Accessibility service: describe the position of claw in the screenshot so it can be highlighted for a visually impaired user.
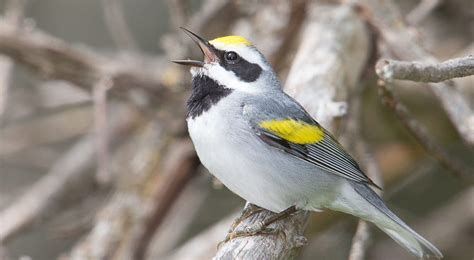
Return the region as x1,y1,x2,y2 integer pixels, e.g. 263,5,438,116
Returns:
220,205,298,246
229,204,264,232
221,220,279,245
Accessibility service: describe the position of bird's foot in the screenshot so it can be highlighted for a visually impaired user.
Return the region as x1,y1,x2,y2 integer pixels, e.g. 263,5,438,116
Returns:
228,204,264,232
219,206,298,248
223,220,278,243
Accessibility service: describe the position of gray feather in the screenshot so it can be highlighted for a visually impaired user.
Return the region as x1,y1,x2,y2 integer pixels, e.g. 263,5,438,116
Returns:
351,182,443,258
242,92,377,186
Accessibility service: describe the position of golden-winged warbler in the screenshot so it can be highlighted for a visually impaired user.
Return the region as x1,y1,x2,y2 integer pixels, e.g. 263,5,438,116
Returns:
173,28,442,259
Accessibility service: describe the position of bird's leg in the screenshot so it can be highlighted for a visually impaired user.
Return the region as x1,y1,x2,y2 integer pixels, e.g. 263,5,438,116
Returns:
259,206,298,228
224,206,298,242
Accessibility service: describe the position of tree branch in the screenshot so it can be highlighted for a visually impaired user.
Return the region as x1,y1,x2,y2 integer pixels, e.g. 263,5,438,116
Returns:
101,0,138,51
133,140,199,260
0,22,176,105
93,76,114,184
406,0,442,25
0,103,93,157
376,56,474,83
377,81,473,182
0,0,27,124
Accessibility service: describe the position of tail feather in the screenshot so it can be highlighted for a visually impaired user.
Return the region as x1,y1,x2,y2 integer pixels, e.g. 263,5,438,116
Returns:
350,182,443,259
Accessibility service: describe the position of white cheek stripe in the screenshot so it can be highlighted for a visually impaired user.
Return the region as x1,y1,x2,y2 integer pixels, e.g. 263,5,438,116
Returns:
204,64,264,94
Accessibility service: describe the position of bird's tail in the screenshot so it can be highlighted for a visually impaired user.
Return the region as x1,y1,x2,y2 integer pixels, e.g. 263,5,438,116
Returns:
331,182,443,259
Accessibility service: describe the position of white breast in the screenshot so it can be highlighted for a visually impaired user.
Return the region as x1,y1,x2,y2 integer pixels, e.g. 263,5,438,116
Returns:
187,97,342,212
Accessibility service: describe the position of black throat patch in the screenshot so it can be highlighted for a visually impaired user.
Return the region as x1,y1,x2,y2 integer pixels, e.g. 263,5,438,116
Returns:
187,75,233,119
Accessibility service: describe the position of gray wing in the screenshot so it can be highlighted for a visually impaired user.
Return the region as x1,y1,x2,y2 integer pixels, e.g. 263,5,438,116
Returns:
242,93,379,188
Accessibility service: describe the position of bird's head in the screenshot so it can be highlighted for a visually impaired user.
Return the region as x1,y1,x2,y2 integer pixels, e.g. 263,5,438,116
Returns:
173,28,280,93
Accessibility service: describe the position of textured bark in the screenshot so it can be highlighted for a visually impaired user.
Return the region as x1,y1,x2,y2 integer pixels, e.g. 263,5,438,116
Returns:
376,56,474,83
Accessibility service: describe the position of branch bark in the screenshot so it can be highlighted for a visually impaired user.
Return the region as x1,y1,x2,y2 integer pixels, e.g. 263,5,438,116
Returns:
214,5,370,259
376,56,474,83
0,0,27,124
93,76,113,185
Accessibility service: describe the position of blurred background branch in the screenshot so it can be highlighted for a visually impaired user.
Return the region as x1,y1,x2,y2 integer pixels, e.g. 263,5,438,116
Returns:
101,0,138,51
0,0,26,125
376,56,474,83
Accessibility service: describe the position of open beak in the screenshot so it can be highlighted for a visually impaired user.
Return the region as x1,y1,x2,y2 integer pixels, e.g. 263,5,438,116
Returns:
172,27,218,67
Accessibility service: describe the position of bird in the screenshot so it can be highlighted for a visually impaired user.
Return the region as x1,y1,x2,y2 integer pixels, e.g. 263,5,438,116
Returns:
173,27,443,259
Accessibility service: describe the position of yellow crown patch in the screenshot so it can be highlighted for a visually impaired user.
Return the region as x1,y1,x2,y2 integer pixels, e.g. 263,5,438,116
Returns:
210,36,252,46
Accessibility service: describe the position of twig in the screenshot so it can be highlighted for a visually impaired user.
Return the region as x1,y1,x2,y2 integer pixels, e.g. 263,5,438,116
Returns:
215,4,371,259
133,140,199,260
348,147,383,260
67,122,164,260
356,0,474,145
376,56,474,83
0,0,27,124
93,76,113,185
186,0,236,34
0,106,138,243
146,173,211,258
406,0,442,25
360,0,474,181
377,81,473,182
0,22,176,105
0,136,95,243
349,221,372,260
0,56,13,124
0,103,93,157
101,0,138,51
166,0,189,29
66,124,197,260
269,0,308,73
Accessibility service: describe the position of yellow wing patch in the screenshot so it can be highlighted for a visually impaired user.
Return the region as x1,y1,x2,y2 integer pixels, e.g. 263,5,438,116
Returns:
210,36,252,46
259,119,324,144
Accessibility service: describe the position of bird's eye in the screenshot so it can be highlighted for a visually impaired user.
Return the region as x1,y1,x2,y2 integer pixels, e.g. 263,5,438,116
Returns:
224,51,240,64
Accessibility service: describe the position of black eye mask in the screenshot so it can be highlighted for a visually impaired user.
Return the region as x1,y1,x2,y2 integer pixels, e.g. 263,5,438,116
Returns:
212,47,263,83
